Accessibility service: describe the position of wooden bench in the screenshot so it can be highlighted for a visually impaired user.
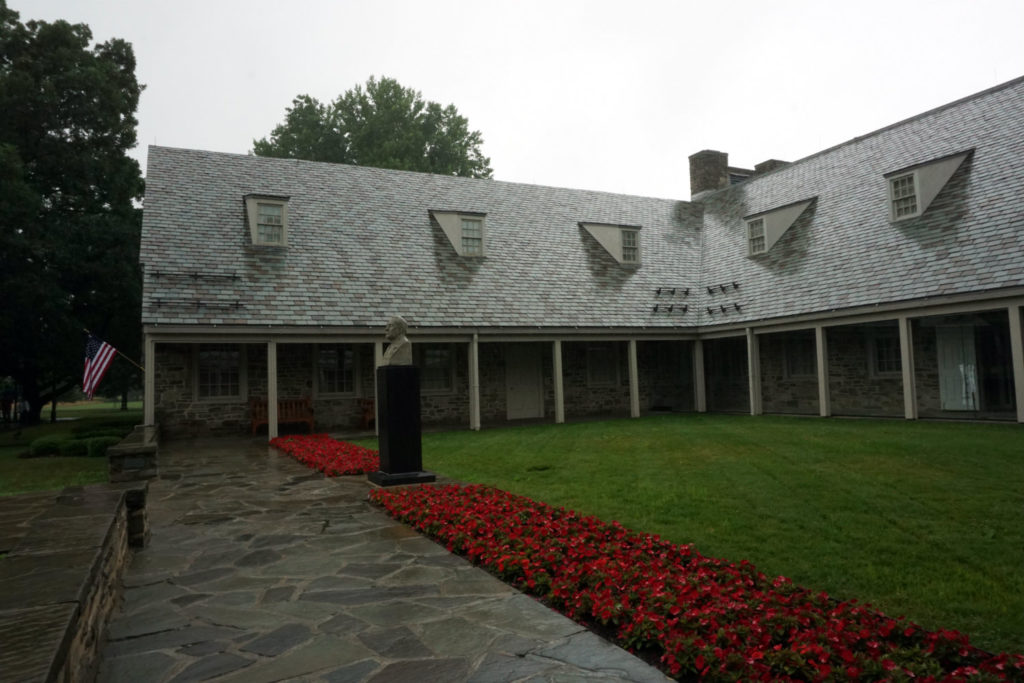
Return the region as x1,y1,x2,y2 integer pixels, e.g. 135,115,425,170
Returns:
250,397,315,435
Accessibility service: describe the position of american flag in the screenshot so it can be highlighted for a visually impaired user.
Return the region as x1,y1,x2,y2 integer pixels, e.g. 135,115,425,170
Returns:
83,335,116,399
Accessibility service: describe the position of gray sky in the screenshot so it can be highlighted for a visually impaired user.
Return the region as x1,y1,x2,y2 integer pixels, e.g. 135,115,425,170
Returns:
14,0,1024,198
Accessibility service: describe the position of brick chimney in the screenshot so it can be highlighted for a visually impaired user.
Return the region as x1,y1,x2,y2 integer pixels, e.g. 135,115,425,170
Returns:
754,159,790,175
688,150,729,198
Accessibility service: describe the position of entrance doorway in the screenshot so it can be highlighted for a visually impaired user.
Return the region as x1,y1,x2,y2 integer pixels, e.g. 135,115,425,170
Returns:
506,344,544,419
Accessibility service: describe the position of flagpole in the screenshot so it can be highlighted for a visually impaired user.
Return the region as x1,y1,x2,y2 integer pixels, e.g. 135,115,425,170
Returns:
83,328,145,372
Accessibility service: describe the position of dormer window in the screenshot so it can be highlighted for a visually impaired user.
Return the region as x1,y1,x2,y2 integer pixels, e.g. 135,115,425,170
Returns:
747,218,766,255
744,199,814,256
461,217,483,255
885,150,971,222
431,211,487,257
622,229,639,263
579,222,642,266
889,173,918,219
245,195,289,246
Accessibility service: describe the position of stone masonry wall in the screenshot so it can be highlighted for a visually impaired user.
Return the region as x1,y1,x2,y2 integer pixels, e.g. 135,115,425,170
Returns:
827,325,904,417
760,332,819,415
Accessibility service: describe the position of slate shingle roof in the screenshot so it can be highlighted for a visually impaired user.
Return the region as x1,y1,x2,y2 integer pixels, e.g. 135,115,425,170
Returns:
141,148,702,329
141,77,1024,331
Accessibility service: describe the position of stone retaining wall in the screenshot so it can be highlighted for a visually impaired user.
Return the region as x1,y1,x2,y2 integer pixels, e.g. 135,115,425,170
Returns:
0,483,147,682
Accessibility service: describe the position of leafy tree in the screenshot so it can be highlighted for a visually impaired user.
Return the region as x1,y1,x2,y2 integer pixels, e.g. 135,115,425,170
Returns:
254,76,493,179
0,1,144,422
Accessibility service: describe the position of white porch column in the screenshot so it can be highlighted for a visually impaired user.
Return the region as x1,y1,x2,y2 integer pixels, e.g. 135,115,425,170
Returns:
143,335,156,425
553,340,565,424
1008,305,1024,423
746,329,763,415
898,316,918,420
816,326,831,417
693,339,707,412
628,339,640,418
469,334,481,431
374,341,384,436
267,341,279,440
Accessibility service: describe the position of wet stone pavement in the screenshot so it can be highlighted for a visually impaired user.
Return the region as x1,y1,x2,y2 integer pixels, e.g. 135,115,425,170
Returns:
98,437,671,682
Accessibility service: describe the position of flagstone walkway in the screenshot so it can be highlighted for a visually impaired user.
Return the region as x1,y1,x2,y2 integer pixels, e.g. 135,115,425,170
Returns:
98,437,671,682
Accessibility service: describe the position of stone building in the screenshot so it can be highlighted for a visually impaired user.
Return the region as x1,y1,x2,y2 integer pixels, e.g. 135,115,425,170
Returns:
140,77,1024,437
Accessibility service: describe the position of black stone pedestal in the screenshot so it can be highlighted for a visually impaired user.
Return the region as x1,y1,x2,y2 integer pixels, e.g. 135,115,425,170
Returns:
368,365,436,487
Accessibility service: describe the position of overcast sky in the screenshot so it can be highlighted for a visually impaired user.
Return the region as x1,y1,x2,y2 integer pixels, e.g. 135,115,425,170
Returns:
14,0,1024,199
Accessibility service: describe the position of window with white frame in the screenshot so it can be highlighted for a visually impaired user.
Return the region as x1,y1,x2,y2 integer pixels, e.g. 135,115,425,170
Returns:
784,336,816,378
885,151,971,222
578,223,642,265
869,332,902,376
461,217,483,256
196,344,243,399
418,344,454,393
586,343,619,387
317,344,357,395
431,211,486,257
889,173,918,220
621,229,639,263
245,195,289,246
748,217,766,255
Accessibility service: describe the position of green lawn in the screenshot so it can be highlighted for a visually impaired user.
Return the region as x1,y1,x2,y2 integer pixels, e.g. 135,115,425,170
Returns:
356,415,1024,654
0,404,142,496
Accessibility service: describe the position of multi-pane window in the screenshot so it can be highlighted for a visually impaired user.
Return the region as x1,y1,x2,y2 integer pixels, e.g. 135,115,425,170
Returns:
197,345,241,399
317,344,356,394
621,230,638,263
256,202,285,244
461,218,483,256
871,333,902,376
784,336,816,378
748,218,766,255
420,345,454,393
890,173,918,219
586,343,618,387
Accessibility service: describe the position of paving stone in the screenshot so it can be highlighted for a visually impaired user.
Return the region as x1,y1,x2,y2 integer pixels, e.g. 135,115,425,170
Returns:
534,631,672,683
122,581,190,613
218,636,375,683
306,575,373,592
366,657,471,683
106,605,190,640
347,599,445,626
467,651,559,683
178,640,229,656
249,533,303,548
168,652,254,682
240,623,313,656
317,612,369,635
235,548,283,567
104,624,244,657
419,616,499,657
377,564,451,587
458,595,583,640
203,590,260,607
97,650,179,683
357,625,433,658
172,566,235,587
261,585,296,603
321,659,381,683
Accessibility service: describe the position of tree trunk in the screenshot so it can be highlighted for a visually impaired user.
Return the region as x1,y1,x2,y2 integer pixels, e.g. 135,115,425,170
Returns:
121,390,128,411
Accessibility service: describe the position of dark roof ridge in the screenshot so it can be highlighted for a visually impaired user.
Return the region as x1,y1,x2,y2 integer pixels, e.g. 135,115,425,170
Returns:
146,145,691,204
695,74,1024,197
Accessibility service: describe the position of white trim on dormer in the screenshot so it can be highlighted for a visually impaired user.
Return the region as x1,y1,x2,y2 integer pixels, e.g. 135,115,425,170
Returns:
430,210,487,257
245,194,290,246
884,150,972,222
579,222,642,266
744,199,814,256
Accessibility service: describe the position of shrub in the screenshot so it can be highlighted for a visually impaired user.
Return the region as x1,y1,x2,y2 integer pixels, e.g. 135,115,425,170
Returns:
30,436,67,457
75,429,132,440
71,419,136,438
58,439,88,458
85,436,122,458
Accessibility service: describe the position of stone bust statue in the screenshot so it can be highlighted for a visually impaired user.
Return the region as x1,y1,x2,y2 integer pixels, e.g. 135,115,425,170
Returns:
382,315,412,366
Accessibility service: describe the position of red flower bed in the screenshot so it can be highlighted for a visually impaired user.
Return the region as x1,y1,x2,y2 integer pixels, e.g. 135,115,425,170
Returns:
369,483,1024,682
270,434,379,475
